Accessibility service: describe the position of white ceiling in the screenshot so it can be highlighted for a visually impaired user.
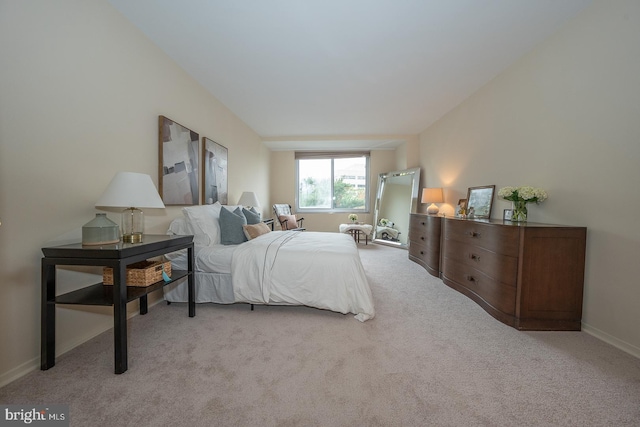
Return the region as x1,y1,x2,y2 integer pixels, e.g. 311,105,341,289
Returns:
107,0,592,150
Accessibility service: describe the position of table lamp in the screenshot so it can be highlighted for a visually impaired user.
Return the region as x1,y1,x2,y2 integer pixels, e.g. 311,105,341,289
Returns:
95,172,165,243
237,191,260,209
421,187,444,215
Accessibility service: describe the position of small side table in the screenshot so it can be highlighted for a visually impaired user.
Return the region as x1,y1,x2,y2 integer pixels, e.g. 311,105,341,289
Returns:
262,218,275,231
41,234,194,374
339,223,373,245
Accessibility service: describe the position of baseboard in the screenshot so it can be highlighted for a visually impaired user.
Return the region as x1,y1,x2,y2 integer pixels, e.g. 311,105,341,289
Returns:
582,322,640,360
0,297,165,388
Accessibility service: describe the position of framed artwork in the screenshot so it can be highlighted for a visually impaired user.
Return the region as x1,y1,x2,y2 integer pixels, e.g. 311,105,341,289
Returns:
202,137,228,205
466,185,495,219
159,116,200,205
503,209,513,221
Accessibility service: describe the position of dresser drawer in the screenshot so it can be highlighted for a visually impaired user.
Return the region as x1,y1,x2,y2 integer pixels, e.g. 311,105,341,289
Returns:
409,233,440,253
410,216,441,241
441,257,516,315
408,241,440,271
444,220,519,256
442,239,517,286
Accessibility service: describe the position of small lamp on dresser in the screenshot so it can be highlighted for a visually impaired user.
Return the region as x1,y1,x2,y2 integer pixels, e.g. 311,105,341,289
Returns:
422,187,444,215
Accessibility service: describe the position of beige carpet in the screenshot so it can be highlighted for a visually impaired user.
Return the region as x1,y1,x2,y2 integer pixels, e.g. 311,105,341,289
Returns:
1,243,639,426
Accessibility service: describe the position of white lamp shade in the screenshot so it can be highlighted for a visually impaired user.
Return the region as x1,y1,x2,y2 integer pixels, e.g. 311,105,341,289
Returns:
237,191,260,207
421,188,444,204
95,172,165,209
421,187,444,215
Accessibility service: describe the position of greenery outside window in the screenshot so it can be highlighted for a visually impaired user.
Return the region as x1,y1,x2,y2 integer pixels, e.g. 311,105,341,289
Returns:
296,151,370,213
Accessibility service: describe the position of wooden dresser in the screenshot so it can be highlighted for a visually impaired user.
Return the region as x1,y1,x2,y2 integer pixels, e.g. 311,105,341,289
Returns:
408,215,587,331
408,214,442,277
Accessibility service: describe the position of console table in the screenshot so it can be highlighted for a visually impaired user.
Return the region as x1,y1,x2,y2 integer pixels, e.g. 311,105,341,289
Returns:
409,214,587,331
41,234,194,374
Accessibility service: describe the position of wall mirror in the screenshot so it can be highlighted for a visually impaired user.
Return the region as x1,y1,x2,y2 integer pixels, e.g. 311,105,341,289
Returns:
372,167,421,248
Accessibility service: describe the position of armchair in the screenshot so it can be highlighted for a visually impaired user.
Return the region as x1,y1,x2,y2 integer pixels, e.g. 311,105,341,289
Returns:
273,204,305,230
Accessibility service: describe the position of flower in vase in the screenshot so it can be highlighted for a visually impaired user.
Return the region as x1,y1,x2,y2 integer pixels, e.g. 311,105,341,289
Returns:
348,214,358,223
498,186,548,203
498,186,547,222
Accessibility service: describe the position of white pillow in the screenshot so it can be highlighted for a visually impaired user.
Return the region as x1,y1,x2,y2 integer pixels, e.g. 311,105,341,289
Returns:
167,217,190,236
165,217,191,261
182,202,223,246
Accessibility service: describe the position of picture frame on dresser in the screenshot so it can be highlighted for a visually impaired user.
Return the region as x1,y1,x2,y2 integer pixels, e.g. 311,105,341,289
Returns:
455,199,467,217
466,185,495,219
503,209,513,221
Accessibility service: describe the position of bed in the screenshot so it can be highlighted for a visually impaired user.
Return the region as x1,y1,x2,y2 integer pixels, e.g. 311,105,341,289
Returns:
163,203,375,322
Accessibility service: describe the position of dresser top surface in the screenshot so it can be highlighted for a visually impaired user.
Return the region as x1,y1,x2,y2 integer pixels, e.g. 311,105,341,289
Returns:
412,213,585,229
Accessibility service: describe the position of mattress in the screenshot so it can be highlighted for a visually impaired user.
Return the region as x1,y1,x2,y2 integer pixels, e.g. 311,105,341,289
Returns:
167,243,237,274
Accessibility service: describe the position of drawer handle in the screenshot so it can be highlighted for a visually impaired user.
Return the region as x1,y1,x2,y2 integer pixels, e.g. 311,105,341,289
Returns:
466,275,478,283
468,231,481,238
420,222,425,226
420,251,424,255
420,236,425,241
469,253,481,262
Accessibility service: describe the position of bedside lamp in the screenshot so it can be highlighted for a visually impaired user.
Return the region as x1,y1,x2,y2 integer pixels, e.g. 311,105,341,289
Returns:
237,191,260,209
422,187,444,215
95,172,165,243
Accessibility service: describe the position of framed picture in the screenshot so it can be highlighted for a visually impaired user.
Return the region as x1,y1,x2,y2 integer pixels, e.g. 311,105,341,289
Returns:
159,116,200,205
455,199,467,217
503,209,513,221
466,185,495,219
202,137,228,205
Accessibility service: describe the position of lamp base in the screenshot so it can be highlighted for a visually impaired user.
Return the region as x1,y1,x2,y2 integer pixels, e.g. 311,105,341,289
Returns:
426,203,440,215
122,233,143,244
121,207,144,243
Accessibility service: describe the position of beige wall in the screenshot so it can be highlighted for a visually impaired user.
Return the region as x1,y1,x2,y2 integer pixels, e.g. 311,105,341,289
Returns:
419,0,640,356
269,150,397,232
394,136,421,171
0,0,269,385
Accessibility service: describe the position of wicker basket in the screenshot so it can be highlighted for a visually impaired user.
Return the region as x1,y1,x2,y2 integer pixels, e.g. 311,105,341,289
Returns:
103,260,171,287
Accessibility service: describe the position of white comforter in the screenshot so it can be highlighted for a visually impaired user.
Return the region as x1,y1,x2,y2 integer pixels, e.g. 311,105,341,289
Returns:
231,231,375,322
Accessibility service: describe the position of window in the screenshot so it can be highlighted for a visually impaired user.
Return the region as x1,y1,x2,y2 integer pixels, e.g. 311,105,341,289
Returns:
296,152,370,212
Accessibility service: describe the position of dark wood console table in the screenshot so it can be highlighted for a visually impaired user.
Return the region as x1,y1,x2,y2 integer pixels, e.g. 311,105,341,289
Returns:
41,234,194,374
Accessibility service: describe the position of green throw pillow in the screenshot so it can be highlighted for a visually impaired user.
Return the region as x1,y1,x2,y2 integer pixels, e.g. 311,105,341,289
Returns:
220,207,248,245
242,207,261,225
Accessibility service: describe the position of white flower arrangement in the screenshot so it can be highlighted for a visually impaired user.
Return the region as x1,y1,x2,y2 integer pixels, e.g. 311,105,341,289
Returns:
348,213,358,222
498,186,548,204
379,218,389,226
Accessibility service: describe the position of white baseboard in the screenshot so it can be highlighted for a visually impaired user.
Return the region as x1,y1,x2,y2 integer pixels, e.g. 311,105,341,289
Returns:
582,322,640,360
0,297,165,388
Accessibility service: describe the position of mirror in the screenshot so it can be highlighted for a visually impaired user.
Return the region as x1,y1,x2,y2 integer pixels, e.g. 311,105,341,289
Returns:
372,167,421,248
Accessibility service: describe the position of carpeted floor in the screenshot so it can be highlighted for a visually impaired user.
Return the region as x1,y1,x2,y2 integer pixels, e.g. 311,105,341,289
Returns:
1,243,639,426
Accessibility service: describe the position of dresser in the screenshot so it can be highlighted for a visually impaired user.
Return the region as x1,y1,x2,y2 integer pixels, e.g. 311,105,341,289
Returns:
409,216,587,331
408,214,442,277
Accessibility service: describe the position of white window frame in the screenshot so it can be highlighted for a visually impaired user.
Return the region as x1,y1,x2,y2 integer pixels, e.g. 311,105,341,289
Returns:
295,152,370,213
